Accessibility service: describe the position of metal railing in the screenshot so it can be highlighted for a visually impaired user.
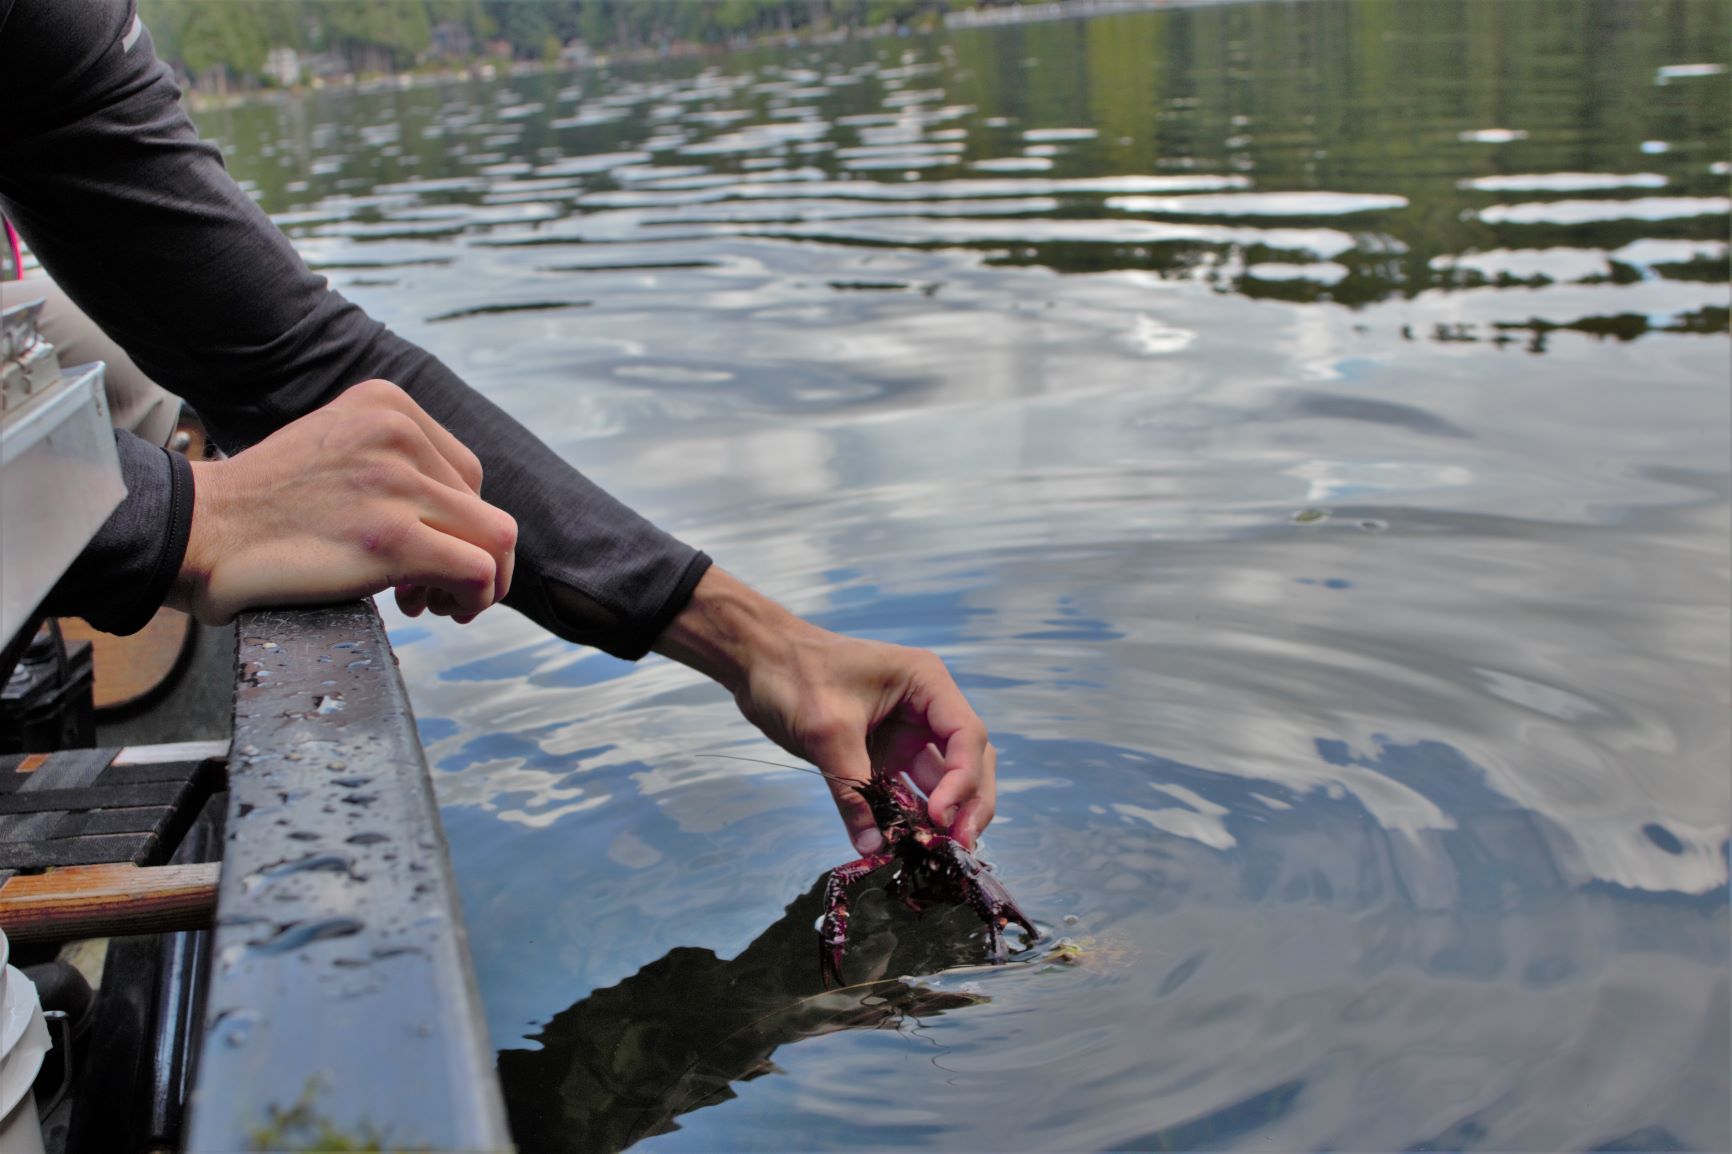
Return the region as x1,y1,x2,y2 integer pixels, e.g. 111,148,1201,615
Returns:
185,601,512,1153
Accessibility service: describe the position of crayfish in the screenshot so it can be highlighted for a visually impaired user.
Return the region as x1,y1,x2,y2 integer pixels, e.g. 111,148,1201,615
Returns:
819,767,1039,987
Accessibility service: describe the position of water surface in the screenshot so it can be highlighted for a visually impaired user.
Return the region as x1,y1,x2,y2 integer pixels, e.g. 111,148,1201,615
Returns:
205,2,1730,1149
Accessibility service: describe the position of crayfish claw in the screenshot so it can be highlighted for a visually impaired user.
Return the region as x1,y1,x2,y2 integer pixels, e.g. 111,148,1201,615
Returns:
818,850,894,988
986,918,1009,965
819,903,849,988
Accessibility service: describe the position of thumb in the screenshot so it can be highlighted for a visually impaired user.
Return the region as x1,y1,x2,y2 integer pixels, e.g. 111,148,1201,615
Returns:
812,729,883,855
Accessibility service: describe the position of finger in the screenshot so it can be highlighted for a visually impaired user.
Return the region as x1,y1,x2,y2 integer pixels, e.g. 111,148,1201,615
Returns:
394,583,429,617
408,479,518,605
348,380,485,493
922,699,990,831
425,588,461,617
907,656,989,754
870,724,939,783
810,726,883,855
422,588,481,625
948,744,997,847
494,528,516,604
386,522,498,616
354,406,476,498
908,741,946,797
333,387,477,502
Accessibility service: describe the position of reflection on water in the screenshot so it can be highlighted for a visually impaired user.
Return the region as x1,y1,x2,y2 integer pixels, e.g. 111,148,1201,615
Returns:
497,876,1002,1153
204,0,1729,1148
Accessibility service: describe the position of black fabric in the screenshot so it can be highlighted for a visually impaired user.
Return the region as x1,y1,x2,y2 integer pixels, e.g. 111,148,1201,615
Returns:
0,0,709,658
41,430,191,636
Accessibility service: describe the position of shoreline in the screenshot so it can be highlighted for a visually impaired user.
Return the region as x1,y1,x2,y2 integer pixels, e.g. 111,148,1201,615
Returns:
182,0,1255,111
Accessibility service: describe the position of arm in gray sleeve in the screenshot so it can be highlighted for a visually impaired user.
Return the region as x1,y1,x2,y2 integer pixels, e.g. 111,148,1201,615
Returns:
41,430,193,636
0,0,708,657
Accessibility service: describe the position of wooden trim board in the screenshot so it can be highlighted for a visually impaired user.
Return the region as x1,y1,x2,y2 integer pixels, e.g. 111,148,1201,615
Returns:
0,861,219,942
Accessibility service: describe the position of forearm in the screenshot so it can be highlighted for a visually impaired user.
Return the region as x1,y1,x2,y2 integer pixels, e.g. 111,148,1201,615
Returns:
653,566,803,692
0,0,707,657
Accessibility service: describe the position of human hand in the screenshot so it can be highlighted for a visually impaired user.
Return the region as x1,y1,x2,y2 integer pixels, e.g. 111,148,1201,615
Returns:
655,567,996,852
171,378,517,625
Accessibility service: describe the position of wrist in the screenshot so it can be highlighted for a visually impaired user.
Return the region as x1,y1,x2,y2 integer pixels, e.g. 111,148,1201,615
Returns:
653,566,799,693
168,458,229,620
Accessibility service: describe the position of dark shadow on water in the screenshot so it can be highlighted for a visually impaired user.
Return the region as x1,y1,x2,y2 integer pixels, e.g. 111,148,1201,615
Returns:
497,877,1000,1154
1585,1125,1692,1153
1282,392,1472,439
1117,1078,1306,1151
539,260,721,272
427,299,592,322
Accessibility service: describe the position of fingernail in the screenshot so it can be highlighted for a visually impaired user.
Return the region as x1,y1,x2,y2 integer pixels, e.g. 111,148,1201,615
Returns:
853,829,884,855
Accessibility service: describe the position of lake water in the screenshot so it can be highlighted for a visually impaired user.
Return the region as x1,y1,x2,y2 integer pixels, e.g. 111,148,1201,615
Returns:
202,1,1730,1149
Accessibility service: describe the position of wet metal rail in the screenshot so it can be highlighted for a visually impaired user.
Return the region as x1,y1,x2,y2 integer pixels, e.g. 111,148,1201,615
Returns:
185,601,510,1152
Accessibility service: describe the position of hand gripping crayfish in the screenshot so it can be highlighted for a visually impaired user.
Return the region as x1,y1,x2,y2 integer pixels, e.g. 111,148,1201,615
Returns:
819,768,1038,987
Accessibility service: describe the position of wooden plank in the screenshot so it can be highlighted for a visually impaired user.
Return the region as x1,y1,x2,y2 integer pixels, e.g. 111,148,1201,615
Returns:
0,782,186,815
95,760,219,787
0,861,218,942
0,833,156,871
42,806,177,840
0,753,212,870
0,750,117,844
111,739,229,767
0,749,116,792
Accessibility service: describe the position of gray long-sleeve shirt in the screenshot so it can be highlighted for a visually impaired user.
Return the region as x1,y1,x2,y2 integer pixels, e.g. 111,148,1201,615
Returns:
0,0,709,656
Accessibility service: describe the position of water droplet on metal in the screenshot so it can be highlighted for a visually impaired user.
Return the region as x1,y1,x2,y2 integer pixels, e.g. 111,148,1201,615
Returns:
245,852,359,893
249,917,366,955
215,1004,263,1053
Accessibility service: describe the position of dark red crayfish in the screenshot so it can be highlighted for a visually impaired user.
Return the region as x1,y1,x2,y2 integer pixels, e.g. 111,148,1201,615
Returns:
820,768,1039,987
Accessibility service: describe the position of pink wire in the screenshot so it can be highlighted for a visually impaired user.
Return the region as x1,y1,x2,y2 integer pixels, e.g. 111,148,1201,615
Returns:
3,218,21,280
